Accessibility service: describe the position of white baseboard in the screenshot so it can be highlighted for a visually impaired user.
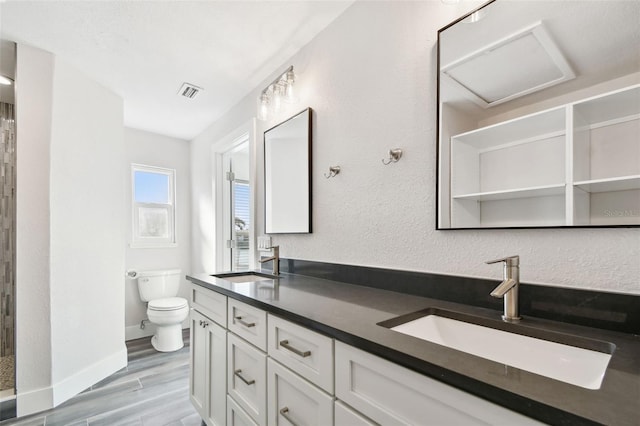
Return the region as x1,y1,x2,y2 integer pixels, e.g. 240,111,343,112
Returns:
52,346,127,406
16,346,127,417
125,320,189,341
16,385,53,417
125,323,156,341
0,389,15,401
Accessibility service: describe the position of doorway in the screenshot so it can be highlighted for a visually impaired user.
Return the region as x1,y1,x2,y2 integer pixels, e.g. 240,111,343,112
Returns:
221,137,251,271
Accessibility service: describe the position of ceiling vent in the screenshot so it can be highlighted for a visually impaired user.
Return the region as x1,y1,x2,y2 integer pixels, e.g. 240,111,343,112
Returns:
441,22,575,108
178,82,203,99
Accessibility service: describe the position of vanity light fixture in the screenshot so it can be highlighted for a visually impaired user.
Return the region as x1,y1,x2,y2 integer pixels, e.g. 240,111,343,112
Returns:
0,75,13,86
257,66,296,121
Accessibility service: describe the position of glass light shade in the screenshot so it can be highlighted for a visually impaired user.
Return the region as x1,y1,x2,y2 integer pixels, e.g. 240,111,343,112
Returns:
257,93,270,121
283,80,298,103
0,75,13,86
272,84,283,112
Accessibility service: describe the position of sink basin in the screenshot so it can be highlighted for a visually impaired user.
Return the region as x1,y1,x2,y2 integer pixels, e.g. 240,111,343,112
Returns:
211,271,278,283
380,309,614,390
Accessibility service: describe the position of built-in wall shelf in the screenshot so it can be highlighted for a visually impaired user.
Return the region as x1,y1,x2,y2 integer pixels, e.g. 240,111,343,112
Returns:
574,175,640,193
453,184,565,202
448,84,640,228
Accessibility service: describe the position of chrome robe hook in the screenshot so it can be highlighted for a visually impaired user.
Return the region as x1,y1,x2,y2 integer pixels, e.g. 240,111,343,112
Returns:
324,166,341,179
382,149,403,165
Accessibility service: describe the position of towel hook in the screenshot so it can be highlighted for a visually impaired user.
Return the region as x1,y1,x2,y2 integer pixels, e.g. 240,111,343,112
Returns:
324,166,341,179
382,148,403,165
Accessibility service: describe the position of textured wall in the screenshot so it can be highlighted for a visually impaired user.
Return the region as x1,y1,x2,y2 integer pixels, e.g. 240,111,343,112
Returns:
191,1,640,294
15,44,55,413
16,44,127,415
49,57,127,392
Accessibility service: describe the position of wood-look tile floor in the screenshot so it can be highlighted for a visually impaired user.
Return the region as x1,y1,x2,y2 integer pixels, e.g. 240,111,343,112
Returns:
0,330,203,426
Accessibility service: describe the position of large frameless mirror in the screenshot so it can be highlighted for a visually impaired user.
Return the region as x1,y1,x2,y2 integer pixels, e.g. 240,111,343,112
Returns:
437,0,640,229
264,108,312,234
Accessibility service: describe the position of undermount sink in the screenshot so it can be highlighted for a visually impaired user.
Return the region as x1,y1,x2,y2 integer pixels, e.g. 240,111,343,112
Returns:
211,271,278,283
379,309,614,390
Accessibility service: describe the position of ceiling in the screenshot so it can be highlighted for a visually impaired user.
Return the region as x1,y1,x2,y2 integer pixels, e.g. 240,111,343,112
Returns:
0,0,354,140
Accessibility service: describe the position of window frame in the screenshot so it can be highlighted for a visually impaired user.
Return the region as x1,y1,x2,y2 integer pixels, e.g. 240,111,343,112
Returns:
131,163,177,248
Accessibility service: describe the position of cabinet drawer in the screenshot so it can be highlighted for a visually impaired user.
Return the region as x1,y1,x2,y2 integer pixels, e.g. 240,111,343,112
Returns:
335,401,378,426
267,314,334,394
267,359,333,426
335,342,542,426
228,299,267,351
228,333,267,426
191,284,227,327
227,395,259,426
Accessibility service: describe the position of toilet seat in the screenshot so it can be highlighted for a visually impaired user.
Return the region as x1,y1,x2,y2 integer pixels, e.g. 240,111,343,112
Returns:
148,297,188,311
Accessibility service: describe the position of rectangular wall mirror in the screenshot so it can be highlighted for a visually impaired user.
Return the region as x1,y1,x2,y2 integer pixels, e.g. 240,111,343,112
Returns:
437,0,640,229
264,108,312,234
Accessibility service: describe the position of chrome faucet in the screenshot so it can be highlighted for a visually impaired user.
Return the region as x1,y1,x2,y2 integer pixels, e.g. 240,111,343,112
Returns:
259,246,280,276
486,255,521,323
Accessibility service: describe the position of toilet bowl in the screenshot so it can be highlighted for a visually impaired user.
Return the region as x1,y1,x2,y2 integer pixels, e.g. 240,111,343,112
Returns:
133,269,189,352
147,297,189,352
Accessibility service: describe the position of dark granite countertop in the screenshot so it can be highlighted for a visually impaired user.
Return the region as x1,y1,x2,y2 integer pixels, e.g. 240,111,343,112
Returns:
187,271,640,426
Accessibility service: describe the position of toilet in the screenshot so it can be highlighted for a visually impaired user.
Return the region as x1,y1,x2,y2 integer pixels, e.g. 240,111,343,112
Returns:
135,269,189,352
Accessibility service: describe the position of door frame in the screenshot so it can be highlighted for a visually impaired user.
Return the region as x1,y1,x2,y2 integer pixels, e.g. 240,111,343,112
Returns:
212,119,258,271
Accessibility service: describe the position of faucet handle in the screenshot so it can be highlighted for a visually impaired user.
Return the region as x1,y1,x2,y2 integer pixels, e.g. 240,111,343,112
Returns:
486,255,519,266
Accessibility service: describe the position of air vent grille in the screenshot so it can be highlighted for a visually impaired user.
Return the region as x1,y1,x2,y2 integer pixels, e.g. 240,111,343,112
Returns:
441,22,575,108
178,83,203,99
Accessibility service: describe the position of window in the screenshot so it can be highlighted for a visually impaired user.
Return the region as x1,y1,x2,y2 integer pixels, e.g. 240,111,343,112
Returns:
132,164,176,247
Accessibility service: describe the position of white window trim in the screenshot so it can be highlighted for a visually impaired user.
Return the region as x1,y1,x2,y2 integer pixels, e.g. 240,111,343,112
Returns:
130,163,177,248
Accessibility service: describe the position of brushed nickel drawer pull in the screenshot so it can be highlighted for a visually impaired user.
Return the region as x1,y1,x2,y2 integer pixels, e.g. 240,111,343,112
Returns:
279,407,299,426
234,369,255,385
235,316,256,328
279,340,311,358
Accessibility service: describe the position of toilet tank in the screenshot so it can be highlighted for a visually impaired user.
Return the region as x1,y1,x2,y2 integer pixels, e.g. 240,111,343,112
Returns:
135,269,182,302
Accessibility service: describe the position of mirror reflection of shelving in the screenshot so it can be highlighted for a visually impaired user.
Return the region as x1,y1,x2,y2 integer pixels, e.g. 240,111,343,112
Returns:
572,86,640,226
448,84,640,228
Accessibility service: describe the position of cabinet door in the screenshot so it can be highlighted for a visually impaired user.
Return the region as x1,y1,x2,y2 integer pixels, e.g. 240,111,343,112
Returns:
335,342,542,426
190,309,227,426
190,310,208,419
228,333,267,425
267,359,333,426
205,320,227,426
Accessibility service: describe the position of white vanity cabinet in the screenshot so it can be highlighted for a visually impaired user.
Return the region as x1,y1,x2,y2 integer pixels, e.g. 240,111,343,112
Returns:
190,308,227,426
448,84,640,228
190,284,543,426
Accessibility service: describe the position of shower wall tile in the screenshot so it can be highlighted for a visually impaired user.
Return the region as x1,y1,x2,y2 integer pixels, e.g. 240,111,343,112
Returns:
0,102,15,358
